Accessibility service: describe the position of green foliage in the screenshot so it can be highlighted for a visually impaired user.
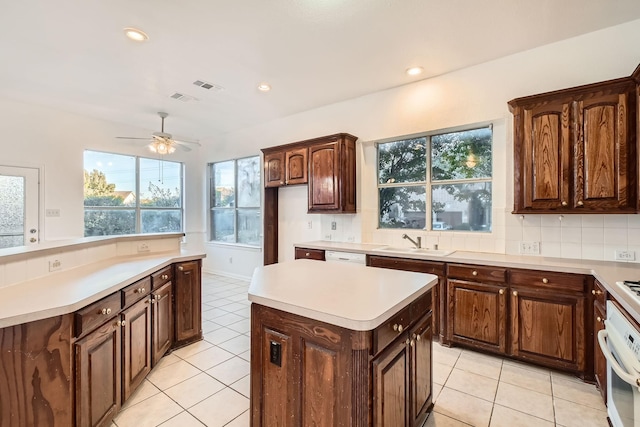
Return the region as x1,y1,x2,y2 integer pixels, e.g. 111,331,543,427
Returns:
142,182,181,207
431,128,492,181
378,138,427,184
84,169,116,196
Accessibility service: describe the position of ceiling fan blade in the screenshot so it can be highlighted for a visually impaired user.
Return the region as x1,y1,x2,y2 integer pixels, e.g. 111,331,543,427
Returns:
173,138,201,146
174,143,192,152
116,136,152,140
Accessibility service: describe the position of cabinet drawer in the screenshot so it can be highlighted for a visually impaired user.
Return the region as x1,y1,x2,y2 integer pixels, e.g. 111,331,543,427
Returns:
75,292,121,338
122,277,151,308
368,255,445,276
447,264,507,283
410,291,432,320
295,248,325,261
373,305,412,355
152,266,173,290
510,269,586,293
592,279,607,305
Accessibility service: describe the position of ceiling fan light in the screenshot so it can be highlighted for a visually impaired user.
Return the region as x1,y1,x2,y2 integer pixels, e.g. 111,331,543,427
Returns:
124,27,149,42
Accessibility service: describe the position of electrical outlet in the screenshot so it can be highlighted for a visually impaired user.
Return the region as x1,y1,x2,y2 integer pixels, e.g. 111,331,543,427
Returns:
45,209,60,217
615,250,636,261
519,241,540,255
49,259,62,272
324,234,332,241
347,235,355,242
137,243,150,253
307,221,313,229
331,221,337,230
229,257,233,264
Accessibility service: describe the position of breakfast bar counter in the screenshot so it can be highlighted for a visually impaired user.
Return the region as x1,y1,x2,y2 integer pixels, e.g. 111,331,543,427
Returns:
249,260,438,427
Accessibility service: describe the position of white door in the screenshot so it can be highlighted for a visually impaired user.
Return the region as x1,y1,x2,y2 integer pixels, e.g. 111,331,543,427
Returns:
0,166,39,248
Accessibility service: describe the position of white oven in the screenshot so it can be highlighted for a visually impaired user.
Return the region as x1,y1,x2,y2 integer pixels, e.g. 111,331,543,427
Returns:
598,300,640,427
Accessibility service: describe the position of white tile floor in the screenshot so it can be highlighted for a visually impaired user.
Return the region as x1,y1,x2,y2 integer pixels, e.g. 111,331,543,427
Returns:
111,273,609,427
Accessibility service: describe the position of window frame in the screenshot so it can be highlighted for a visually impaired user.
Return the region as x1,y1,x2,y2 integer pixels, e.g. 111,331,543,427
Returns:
83,150,185,236
209,155,262,247
376,124,493,232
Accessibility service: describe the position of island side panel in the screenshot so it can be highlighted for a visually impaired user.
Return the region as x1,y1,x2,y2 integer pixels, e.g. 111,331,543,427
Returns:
0,314,73,427
250,304,367,427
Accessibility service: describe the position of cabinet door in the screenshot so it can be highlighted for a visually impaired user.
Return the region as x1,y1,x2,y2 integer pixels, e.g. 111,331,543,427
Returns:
174,261,202,346
264,151,285,188
594,302,607,403
517,100,572,211
574,88,634,211
446,279,507,354
372,336,410,427
75,320,121,427
410,313,432,427
510,287,585,371
152,281,174,366
308,140,341,211
122,297,152,401
285,147,308,185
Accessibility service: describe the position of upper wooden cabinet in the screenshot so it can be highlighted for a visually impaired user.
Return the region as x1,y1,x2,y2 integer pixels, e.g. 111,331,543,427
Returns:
264,148,308,188
509,77,637,213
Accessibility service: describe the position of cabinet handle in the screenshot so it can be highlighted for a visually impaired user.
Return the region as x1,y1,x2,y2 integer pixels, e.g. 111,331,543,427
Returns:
577,201,584,206
393,324,404,333
472,270,478,276
561,201,568,206
416,334,421,342
410,339,415,347
156,294,162,301
592,289,603,295
136,287,145,293
306,252,310,257
513,291,518,296
405,338,411,346
597,316,603,323
280,181,284,185
117,320,126,327
101,308,112,315
162,274,168,280
499,289,504,295
542,278,548,284
178,266,184,271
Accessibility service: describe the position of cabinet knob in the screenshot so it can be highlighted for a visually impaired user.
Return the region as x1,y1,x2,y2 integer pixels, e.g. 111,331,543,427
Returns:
136,287,145,293
117,320,126,327
472,270,478,276
513,291,518,296
405,338,411,346
410,339,415,347
393,324,404,333
597,316,603,323
499,289,504,295
416,334,421,341
101,308,112,315
561,201,568,206
162,274,168,280
178,266,184,271
577,201,584,206
156,294,162,301
280,181,284,185
305,252,310,257
592,289,602,295
542,278,548,284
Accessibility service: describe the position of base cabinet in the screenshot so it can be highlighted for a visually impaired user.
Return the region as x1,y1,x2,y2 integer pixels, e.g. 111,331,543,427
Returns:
174,260,202,346
152,281,174,365
373,336,410,426
122,297,152,401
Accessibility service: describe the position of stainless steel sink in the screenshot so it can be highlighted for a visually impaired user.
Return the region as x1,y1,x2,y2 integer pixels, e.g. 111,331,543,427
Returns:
374,246,454,257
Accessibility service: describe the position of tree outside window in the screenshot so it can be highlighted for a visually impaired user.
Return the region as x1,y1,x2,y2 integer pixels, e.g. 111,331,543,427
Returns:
377,127,492,232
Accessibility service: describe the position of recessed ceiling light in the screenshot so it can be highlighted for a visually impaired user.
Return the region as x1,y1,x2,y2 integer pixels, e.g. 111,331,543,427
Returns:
406,67,424,76
257,83,271,92
124,27,149,42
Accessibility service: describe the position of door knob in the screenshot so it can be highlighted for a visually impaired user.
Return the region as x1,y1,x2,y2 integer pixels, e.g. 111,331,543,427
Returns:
30,238,37,243
30,229,37,234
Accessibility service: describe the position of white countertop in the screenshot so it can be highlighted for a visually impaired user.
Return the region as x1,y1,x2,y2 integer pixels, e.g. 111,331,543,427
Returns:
0,250,205,328
295,241,640,323
248,259,438,330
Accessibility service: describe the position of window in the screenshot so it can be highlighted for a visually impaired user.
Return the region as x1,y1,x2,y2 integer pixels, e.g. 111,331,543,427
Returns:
209,156,261,246
83,150,183,236
377,126,492,232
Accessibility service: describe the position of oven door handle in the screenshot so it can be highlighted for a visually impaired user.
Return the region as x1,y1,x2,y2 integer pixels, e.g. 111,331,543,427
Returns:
598,329,640,388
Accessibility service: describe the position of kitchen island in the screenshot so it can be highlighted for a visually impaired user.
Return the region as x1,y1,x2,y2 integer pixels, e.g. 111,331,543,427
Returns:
249,260,438,427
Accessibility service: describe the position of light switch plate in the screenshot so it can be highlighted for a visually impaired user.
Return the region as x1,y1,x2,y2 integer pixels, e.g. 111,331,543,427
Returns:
519,241,540,255
615,250,636,261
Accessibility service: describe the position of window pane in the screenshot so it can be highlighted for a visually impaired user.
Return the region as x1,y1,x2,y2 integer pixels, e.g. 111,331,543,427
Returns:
237,157,261,208
84,210,136,236
379,186,426,229
431,128,492,181
84,152,136,207
0,176,24,248
213,161,235,207
141,210,182,233
212,209,235,242
237,209,261,245
139,159,182,207
378,138,427,184
432,182,492,231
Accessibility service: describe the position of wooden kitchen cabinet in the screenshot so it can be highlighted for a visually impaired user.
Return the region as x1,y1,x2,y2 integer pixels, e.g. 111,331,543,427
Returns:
409,313,433,427
593,279,607,403
152,281,174,365
263,147,308,188
372,332,410,426
510,77,637,213
174,260,202,347
446,264,508,355
264,151,285,187
510,269,587,372
121,296,152,401
294,247,325,260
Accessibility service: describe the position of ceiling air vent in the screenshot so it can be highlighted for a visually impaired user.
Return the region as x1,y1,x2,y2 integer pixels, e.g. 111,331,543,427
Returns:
169,92,198,102
193,80,224,91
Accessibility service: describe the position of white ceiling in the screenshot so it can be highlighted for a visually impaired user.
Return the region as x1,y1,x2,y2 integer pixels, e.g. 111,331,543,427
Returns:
2,0,640,144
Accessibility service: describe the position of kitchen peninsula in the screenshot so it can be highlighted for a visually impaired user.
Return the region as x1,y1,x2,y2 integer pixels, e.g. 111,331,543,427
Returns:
249,260,438,427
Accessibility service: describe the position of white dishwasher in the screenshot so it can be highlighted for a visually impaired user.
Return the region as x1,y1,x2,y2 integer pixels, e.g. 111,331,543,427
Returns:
325,250,367,265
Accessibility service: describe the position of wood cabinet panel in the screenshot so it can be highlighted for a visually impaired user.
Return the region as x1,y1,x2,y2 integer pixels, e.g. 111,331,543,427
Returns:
301,341,338,426
410,313,432,427
510,287,585,371
151,266,173,290
75,319,121,427
122,297,152,401
264,151,285,188
75,292,121,338
294,247,325,261
152,281,173,365
122,276,151,308
373,337,409,427
309,141,340,210
258,328,294,426
510,269,586,293
447,263,507,283
174,260,202,346
0,315,73,427
286,147,308,185
594,302,606,403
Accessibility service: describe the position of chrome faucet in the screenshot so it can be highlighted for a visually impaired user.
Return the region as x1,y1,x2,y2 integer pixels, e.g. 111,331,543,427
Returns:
402,234,421,249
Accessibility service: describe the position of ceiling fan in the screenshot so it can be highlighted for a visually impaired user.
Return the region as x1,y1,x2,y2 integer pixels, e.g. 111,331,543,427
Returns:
116,112,201,154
